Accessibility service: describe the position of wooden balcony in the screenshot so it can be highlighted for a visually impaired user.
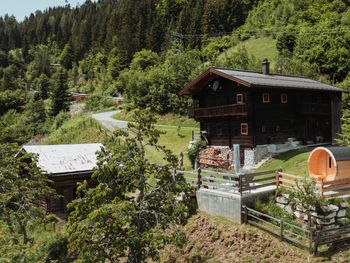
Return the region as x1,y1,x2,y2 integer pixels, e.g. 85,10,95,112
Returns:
188,104,247,118
301,103,330,115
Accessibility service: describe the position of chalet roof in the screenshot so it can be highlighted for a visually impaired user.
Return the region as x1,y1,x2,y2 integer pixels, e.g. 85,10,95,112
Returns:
324,146,350,161
22,143,104,175
179,67,343,95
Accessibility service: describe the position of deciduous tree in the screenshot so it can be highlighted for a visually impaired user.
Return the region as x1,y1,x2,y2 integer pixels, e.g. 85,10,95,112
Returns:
67,110,192,263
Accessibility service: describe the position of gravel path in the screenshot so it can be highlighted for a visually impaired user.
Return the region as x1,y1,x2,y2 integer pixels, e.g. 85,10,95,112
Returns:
91,110,128,130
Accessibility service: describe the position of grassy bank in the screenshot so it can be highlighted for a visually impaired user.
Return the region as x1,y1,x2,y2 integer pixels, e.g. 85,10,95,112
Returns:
257,149,311,176
43,115,107,144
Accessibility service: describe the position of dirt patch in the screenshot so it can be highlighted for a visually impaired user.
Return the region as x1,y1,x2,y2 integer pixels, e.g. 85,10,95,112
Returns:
162,213,313,263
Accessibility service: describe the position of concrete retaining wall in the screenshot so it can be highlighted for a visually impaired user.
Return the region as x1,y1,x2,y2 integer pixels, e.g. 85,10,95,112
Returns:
196,188,273,223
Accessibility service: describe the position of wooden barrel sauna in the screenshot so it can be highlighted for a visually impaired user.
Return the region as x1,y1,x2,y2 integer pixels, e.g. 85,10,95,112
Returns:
308,146,350,182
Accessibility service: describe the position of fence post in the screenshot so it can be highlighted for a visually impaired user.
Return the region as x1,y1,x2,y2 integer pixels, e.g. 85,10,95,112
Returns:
192,130,194,141
280,220,284,241
309,228,314,254
314,231,320,256
178,152,184,170
197,167,202,190
244,206,248,224
275,169,282,195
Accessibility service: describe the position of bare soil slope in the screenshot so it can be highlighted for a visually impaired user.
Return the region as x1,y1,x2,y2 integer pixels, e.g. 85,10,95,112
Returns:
162,213,350,263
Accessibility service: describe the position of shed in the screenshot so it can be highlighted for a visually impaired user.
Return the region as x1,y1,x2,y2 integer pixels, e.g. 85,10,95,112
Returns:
22,143,104,214
308,146,350,182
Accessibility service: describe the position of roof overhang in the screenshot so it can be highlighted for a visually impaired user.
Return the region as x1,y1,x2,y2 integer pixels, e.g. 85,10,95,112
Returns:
179,67,251,96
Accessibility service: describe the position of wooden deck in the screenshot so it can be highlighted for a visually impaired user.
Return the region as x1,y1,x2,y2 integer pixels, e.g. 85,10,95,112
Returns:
188,104,247,118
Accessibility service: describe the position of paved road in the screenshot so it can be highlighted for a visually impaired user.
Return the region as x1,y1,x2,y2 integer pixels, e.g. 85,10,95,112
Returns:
92,110,128,130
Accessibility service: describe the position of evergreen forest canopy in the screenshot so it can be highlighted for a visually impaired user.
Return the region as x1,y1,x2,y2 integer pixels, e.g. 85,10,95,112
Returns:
3,0,350,261
2,0,350,143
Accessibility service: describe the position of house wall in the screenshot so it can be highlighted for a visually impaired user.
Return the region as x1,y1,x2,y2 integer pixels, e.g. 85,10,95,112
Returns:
192,77,335,150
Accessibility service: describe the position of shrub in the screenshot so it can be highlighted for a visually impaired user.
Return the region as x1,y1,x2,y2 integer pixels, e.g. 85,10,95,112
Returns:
51,111,70,131
45,234,72,263
187,140,207,167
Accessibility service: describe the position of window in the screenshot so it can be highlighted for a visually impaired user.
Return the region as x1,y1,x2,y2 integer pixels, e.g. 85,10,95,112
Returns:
281,93,288,103
262,93,270,103
329,157,332,168
236,93,244,104
275,124,280,132
241,123,248,135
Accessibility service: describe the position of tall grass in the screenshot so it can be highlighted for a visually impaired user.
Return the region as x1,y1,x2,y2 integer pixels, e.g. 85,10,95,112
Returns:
44,115,107,144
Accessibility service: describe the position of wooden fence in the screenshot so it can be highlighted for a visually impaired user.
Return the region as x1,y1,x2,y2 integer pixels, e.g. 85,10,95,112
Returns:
242,206,313,252
178,168,276,195
243,206,350,255
314,224,350,255
319,178,350,198
275,171,350,198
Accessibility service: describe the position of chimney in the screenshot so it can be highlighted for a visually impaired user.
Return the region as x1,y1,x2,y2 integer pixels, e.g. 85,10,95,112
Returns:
262,59,270,75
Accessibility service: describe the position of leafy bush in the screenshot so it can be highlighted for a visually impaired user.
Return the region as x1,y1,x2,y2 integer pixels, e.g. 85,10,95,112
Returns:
254,196,295,223
290,179,326,212
45,234,72,263
187,140,207,167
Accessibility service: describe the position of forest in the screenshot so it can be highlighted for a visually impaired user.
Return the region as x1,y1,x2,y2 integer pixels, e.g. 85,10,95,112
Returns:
2,0,350,261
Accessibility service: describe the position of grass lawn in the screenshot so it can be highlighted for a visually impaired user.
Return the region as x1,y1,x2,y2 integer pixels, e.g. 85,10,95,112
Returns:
257,149,311,176
218,37,278,68
146,125,198,169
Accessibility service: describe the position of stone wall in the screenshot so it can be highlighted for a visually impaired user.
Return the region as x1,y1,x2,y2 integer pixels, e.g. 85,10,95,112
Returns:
275,194,350,230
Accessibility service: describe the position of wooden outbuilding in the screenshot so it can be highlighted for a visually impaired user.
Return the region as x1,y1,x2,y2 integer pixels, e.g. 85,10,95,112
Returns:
22,143,103,215
308,146,350,182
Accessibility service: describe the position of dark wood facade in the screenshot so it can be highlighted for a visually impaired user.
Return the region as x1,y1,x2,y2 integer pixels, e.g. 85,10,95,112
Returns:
181,67,343,153
48,171,96,215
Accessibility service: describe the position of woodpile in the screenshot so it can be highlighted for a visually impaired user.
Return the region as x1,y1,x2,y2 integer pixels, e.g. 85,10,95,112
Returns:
198,147,232,169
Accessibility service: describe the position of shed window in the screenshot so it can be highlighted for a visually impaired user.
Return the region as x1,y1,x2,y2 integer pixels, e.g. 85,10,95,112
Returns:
281,93,288,103
262,93,270,103
237,93,245,104
241,123,248,135
329,157,332,168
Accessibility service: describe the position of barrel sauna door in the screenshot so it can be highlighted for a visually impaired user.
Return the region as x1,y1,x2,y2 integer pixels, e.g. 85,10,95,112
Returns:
308,148,336,181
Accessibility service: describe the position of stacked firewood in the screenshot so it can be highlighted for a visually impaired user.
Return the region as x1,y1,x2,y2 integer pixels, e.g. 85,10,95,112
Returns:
198,147,231,169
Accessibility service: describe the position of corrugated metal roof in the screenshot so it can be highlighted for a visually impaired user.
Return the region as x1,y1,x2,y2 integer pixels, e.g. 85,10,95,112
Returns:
22,143,104,175
213,67,343,92
325,146,350,161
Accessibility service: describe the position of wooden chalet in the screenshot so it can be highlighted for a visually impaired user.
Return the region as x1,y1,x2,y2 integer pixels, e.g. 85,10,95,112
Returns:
180,60,343,159
22,143,103,215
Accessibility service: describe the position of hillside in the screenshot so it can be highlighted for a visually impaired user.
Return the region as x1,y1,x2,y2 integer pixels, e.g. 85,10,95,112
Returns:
159,212,350,262
218,37,278,68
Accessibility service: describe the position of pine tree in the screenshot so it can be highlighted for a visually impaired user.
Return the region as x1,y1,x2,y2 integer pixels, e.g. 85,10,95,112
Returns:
24,92,47,136
59,42,75,69
50,68,70,116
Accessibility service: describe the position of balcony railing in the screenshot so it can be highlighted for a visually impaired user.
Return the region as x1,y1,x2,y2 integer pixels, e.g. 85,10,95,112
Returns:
301,103,330,115
188,104,247,118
